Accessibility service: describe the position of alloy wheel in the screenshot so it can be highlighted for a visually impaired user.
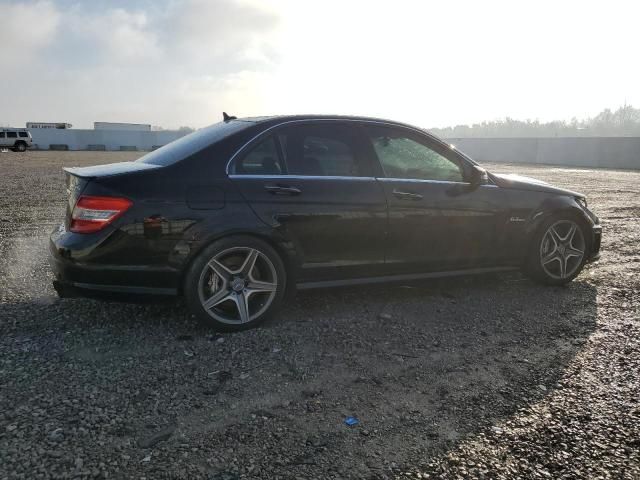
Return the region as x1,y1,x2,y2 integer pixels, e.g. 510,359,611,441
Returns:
539,220,585,280
197,247,278,324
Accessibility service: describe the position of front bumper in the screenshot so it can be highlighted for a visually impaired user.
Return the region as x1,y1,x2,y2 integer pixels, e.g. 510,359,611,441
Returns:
586,224,602,263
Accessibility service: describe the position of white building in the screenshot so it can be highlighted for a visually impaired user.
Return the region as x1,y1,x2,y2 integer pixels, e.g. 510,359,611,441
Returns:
94,122,151,132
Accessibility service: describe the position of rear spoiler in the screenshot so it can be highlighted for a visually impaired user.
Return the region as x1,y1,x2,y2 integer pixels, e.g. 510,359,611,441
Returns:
63,161,162,179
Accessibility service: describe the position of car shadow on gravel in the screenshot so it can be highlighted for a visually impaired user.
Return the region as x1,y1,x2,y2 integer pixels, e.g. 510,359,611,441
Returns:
0,272,599,478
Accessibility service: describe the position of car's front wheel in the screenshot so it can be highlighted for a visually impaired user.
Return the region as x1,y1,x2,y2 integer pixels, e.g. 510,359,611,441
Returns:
184,235,286,331
526,215,588,285
13,142,27,152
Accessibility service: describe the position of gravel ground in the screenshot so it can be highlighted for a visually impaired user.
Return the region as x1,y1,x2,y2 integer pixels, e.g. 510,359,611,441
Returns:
0,151,638,479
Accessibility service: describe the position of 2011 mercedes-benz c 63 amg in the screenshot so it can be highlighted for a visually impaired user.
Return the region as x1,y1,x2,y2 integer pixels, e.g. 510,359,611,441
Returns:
50,114,602,331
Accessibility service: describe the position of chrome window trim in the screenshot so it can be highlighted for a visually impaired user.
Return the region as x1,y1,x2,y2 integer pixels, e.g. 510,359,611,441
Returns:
228,174,376,181
378,177,465,185
378,177,498,187
228,174,498,187
225,118,448,175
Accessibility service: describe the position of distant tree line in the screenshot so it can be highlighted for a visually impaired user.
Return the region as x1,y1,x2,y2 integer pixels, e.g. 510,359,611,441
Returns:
429,104,640,138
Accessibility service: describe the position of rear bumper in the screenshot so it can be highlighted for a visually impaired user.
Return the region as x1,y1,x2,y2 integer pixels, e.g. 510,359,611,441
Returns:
49,227,180,298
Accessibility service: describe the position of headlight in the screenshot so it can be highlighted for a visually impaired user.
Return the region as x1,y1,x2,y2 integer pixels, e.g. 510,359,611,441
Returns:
576,196,588,209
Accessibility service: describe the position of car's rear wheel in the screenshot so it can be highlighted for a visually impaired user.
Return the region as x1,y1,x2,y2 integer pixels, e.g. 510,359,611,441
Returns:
526,215,588,285
13,142,27,152
184,235,286,331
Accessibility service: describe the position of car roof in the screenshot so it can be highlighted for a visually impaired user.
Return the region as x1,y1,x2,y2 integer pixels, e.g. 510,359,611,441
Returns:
238,114,427,131
229,114,477,166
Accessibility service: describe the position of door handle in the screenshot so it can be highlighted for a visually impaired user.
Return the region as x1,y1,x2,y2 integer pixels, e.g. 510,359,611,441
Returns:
392,189,423,201
264,184,301,196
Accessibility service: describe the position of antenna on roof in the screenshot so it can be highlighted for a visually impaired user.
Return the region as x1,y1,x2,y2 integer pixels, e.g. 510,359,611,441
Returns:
223,112,237,122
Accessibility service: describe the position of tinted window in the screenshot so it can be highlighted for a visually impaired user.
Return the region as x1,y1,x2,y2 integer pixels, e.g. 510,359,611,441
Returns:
365,126,463,182
280,124,362,176
7,132,17,138
19,132,28,138
234,136,283,175
136,120,252,166
0,133,5,138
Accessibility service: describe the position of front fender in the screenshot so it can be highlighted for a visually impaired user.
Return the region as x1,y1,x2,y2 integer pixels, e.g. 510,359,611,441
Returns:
524,196,596,238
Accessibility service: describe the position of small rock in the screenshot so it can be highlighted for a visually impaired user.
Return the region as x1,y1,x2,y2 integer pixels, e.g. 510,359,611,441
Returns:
48,428,64,442
138,425,176,448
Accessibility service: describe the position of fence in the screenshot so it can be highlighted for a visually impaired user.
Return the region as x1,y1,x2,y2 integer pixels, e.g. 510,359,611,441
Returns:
30,129,189,152
445,137,640,169
28,129,640,170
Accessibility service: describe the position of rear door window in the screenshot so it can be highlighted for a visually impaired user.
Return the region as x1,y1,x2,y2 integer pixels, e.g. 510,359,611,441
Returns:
0,133,5,138
279,123,365,177
7,132,17,138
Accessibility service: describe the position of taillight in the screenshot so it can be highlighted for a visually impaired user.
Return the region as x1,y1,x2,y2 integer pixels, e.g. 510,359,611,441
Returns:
70,195,132,234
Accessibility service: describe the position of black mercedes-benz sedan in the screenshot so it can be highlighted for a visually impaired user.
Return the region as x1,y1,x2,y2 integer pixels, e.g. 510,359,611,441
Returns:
50,114,602,331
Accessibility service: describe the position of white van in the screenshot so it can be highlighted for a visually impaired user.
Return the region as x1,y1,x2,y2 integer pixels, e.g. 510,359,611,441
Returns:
0,128,33,152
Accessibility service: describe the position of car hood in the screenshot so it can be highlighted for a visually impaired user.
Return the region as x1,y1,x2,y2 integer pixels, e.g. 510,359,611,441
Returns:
491,173,584,198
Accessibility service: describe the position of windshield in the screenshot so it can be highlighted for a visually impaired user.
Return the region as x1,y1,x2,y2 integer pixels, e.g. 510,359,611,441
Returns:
136,120,252,166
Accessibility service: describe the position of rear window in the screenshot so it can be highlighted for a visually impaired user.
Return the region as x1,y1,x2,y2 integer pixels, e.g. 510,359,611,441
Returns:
136,121,252,166
19,132,29,138
7,132,17,138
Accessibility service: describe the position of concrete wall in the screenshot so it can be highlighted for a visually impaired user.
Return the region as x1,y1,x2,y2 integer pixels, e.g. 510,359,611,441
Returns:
445,137,640,169
29,129,640,170
30,129,189,151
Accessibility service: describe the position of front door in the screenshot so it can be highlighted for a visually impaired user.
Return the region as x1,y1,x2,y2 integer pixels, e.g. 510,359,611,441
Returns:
361,124,508,273
229,121,388,282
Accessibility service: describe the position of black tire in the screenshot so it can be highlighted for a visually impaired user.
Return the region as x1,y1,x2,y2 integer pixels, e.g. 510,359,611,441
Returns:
525,213,589,286
183,235,287,331
14,142,27,152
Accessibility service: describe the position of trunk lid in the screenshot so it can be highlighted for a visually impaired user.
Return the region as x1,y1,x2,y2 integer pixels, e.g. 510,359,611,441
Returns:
62,162,161,228
64,171,88,228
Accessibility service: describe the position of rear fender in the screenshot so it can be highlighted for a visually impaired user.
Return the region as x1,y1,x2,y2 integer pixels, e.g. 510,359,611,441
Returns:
173,220,300,295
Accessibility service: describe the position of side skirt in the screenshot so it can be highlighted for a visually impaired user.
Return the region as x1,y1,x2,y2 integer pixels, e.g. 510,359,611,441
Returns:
70,282,177,296
295,266,518,290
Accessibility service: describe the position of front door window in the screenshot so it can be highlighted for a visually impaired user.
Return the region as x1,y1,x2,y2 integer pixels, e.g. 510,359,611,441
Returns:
365,126,463,182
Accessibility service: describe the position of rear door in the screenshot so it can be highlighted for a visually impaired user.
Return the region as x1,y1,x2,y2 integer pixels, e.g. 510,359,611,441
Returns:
362,124,508,272
229,121,388,282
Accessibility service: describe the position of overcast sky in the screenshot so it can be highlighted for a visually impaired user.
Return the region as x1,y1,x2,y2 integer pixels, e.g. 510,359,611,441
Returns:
1,0,638,129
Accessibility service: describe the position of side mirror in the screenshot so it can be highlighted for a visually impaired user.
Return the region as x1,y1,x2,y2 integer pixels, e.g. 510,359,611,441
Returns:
469,165,488,186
